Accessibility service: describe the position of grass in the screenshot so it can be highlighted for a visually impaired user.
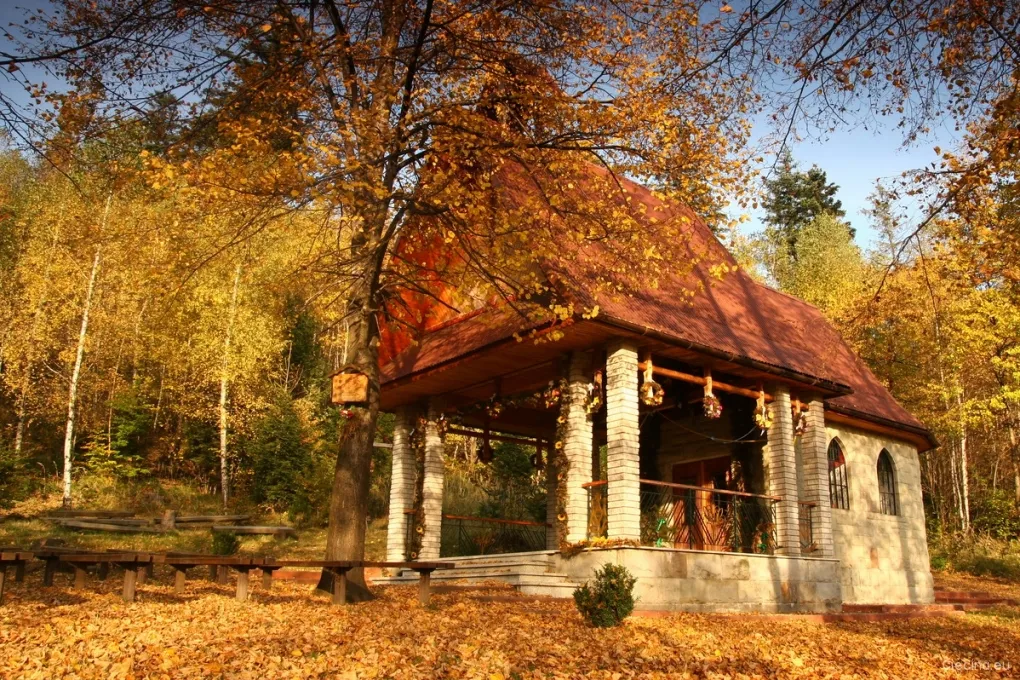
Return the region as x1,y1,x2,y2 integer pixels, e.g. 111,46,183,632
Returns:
0,489,389,560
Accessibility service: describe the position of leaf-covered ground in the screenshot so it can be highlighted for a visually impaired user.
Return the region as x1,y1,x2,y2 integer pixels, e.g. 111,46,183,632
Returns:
2,568,1019,679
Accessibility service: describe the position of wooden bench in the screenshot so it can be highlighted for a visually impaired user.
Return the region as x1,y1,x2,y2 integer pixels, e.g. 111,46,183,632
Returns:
0,551,33,604
48,552,158,602
163,555,276,601
271,560,452,605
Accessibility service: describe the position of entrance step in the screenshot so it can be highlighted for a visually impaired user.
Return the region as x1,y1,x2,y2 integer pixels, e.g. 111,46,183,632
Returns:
372,552,580,597
933,588,1018,607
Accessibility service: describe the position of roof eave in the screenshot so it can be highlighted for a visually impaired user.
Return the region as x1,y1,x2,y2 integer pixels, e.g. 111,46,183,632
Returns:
592,315,853,397
824,402,938,453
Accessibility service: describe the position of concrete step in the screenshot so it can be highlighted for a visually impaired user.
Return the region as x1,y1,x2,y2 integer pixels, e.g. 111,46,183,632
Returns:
842,603,962,614
694,609,968,623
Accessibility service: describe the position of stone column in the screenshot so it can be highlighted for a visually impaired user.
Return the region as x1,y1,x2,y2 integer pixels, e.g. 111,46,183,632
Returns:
801,397,835,557
605,342,641,541
562,352,594,544
385,406,415,563
419,400,445,560
765,385,801,555
545,444,560,550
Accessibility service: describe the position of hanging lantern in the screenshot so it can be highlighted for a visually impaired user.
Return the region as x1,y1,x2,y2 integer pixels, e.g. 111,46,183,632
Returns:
702,370,723,418
753,386,773,431
585,370,604,414
478,441,494,463
794,401,809,436
435,413,450,438
530,449,545,470
639,357,665,406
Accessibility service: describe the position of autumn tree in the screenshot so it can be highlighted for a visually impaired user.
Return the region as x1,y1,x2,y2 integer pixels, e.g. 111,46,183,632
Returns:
1,0,761,597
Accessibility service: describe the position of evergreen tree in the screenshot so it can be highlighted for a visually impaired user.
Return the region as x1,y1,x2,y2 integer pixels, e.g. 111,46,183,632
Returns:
762,151,849,259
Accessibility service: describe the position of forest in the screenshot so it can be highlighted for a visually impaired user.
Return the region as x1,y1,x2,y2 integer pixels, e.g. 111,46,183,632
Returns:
0,0,1019,580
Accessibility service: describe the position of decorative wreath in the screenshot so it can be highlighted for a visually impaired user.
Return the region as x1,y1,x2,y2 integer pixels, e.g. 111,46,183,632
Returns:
640,358,664,407
753,388,773,430
703,372,723,418
542,380,564,409
485,397,503,420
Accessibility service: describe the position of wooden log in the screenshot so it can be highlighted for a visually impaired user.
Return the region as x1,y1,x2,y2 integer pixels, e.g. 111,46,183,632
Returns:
97,562,109,581
55,519,160,533
235,569,249,602
174,568,187,594
176,515,249,523
14,561,24,583
0,565,6,605
209,565,218,581
46,510,134,518
122,568,137,602
43,559,56,586
211,525,296,536
261,568,273,590
418,570,432,605
217,566,229,585
161,510,177,531
73,566,87,589
136,566,147,586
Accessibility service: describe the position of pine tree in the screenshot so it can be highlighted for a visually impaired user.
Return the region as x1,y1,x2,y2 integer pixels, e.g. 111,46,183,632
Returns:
762,151,849,260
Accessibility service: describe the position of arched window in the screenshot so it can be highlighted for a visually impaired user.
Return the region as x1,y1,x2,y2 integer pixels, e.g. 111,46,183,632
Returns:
828,439,850,510
877,450,898,516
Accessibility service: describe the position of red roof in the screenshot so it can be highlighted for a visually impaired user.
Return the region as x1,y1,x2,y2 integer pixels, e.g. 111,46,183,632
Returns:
380,164,931,443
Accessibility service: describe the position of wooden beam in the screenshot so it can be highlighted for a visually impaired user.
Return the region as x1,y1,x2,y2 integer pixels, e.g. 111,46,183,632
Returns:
638,361,809,410
446,427,540,447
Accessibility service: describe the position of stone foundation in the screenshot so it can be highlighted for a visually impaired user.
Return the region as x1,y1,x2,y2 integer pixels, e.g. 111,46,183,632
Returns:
552,547,841,613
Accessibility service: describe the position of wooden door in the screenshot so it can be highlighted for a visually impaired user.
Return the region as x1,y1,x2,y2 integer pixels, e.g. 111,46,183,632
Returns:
672,457,731,550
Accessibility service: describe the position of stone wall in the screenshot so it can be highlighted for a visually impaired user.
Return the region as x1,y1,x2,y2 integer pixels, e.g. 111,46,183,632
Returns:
824,420,934,604
552,547,841,613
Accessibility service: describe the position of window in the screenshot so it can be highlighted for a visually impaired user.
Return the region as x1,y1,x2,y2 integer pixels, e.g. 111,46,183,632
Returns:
877,450,898,516
828,439,850,510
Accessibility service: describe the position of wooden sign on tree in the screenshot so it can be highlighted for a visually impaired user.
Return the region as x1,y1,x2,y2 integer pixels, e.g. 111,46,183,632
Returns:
331,367,369,405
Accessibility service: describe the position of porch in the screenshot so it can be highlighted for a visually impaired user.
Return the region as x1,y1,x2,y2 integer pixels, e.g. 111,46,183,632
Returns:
380,336,842,611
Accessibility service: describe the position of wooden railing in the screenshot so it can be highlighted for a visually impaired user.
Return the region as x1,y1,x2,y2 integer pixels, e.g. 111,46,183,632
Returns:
585,479,780,554
404,511,549,558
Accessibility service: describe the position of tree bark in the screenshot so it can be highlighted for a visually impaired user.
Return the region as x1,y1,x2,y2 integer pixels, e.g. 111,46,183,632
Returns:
61,239,103,508
316,283,381,602
219,264,242,509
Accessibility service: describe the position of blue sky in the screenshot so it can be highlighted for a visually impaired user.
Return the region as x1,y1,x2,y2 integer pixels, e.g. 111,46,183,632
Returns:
739,122,957,250
2,1,959,251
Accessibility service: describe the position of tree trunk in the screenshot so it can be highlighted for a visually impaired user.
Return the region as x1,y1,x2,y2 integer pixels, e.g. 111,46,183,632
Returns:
956,391,970,532
316,288,380,602
219,264,242,509
13,386,27,457
62,242,103,508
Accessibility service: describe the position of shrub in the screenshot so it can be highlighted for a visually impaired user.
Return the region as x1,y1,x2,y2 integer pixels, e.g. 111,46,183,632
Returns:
212,531,240,555
930,554,948,571
573,563,637,627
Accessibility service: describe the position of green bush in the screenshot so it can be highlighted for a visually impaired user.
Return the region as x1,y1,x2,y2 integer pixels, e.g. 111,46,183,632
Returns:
971,489,1020,540
573,563,637,627
930,554,948,571
212,531,240,555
